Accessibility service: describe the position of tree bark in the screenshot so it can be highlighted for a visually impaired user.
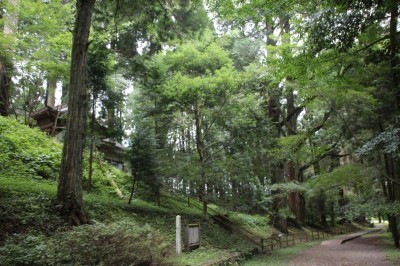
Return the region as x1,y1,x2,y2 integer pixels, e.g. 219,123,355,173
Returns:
266,86,287,232
46,78,57,108
194,101,208,216
0,0,19,116
56,0,96,226
87,92,97,192
285,86,306,224
0,61,11,116
384,154,400,248
389,2,400,110
388,4,400,248
128,172,137,205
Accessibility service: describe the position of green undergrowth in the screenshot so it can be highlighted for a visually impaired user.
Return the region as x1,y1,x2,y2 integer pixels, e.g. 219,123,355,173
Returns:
0,117,62,180
242,240,321,266
0,176,62,244
0,220,175,266
381,232,400,264
0,175,258,265
0,116,131,198
225,211,271,238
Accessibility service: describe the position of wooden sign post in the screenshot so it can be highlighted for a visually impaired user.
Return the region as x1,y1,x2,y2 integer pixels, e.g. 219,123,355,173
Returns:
184,223,200,251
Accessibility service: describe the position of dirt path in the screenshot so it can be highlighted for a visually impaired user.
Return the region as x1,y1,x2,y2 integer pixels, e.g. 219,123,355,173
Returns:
289,230,393,266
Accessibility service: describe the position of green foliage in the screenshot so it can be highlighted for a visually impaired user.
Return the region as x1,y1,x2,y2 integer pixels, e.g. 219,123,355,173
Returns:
0,116,130,197
16,0,73,77
308,164,367,190
227,211,271,238
129,120,161,194
273,134,308,162
271,181,308,195
381,232,400,265
178,247,240,266
306,164,384,222
0,220,175,266
161,39,239,107
0,176,60,243
1,0,74,115
243,240,320,266
230,37,263,70
356,126,400,158
82,151,130,197
0,116,62,180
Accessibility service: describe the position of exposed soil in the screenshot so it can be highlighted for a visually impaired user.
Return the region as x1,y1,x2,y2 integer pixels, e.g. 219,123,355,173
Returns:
289,230,393,266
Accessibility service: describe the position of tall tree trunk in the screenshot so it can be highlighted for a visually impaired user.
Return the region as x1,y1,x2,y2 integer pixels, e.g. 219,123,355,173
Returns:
0,60,11,116
384,154,400,248
388,2,400,248
128,172,137,205
46,78,57,108
0,0,19,116
56,0,96,226
267,86,287,232
194,101,207,216
389,2,400,110
87,93,97,192
285,83,306,225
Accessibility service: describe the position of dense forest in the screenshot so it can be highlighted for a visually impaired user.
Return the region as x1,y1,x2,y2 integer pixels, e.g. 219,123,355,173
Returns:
0,0,399,258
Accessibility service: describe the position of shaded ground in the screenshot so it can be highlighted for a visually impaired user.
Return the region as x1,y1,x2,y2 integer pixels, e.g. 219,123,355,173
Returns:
289,229,393,266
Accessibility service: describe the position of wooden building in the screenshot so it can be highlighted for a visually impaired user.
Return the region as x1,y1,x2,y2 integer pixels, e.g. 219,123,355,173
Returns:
31,106,127,170
30,105,68,136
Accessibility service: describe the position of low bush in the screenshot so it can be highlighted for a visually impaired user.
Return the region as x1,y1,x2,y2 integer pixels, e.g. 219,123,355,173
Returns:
0,116,62,180
0,116,130,198
0,220,176,266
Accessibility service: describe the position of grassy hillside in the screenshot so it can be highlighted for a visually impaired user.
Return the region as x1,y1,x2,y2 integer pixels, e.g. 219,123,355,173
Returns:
0,117,264,265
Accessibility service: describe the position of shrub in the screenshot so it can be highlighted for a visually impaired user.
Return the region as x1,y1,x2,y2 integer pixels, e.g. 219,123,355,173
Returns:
0,220,176,266
82,151,131,197
0,116,129,197
0,116,62,180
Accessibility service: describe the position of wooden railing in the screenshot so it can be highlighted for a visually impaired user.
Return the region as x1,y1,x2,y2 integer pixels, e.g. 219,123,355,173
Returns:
260,224,361,252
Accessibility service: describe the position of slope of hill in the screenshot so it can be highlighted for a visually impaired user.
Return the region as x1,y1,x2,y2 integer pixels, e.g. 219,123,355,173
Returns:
0,117,263,265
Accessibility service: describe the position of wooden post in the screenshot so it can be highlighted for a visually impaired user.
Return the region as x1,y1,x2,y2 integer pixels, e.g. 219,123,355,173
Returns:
176,215,181,255
261,239,264,252
292,235,295,245
286,236,288,247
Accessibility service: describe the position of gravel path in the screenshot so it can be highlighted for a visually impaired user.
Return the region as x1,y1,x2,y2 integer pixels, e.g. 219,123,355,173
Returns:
288,229,393,266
